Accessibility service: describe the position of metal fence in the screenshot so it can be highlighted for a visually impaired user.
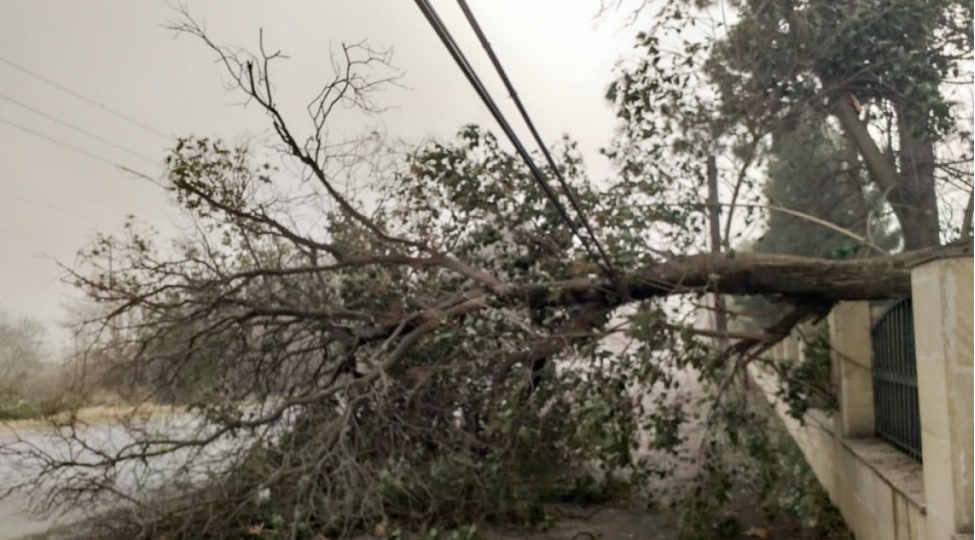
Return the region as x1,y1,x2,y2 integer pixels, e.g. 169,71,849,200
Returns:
871,297,922,462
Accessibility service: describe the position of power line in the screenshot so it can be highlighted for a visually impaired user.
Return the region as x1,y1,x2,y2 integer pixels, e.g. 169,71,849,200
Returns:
0,190,116,228
0,56,170,141
0,116,152,178
454,0,616,278
0,92,158,164
411,0,614,278
0,227,81,252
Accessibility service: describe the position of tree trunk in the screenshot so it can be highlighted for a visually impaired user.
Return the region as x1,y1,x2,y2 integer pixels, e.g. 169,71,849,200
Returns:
506,242,970,309
831,94,941,250
340,243,972,355
892,98,941,250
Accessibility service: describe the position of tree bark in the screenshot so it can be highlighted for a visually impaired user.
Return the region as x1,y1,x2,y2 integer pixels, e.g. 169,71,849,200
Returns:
349,242,971,351
892,97,941,249
509,242,970,309
831,93,941,250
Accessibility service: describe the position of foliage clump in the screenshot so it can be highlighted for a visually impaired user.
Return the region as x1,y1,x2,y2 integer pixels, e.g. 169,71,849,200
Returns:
41,120,712,539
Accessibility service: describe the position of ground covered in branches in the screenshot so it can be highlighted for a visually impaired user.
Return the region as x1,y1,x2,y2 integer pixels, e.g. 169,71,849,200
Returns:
26,499,844,540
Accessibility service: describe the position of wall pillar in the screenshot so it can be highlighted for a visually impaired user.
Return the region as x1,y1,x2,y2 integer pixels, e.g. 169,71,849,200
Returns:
912,256,974,539
828,301,874,438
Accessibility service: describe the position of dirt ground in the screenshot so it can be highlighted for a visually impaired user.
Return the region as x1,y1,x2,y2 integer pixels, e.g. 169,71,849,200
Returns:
478,502,832,540
19,499,841,540
482,505,678,540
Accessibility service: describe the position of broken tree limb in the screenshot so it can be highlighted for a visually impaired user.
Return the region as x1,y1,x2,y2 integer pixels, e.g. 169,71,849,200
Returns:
342,242,971,353
729,300,832,358
508,242,972,309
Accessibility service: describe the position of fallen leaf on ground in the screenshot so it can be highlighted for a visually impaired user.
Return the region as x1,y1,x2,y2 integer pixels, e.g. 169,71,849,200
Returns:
744,526,769,538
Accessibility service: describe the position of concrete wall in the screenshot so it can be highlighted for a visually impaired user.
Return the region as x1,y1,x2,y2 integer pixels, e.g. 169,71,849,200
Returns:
745,256,973,540
749,347,928,540
912,257,973,540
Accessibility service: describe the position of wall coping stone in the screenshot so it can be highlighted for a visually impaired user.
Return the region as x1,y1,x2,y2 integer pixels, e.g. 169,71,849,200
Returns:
903,242,973,269
841,437,926,512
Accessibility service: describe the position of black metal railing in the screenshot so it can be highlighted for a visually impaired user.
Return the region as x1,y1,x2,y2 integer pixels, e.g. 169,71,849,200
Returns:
871,297,922,462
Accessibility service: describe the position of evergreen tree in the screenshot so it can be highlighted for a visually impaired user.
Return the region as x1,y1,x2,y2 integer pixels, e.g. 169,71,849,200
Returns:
753,112,901,259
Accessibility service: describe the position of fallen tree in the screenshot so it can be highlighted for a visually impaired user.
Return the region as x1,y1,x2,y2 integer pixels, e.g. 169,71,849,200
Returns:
5,11,970,540
508,244,969,307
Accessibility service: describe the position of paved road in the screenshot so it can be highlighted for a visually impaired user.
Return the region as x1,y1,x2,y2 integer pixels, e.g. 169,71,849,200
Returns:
0,411,246,540
0,502,80,540
0,367,709,540
0,425,100,539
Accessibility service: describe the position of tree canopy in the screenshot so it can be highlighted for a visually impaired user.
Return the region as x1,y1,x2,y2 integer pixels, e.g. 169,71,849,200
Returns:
608,0,973,250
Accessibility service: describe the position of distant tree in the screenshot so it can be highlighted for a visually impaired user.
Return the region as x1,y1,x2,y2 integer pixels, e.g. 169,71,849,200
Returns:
705,0,973,249
608,0,973,250
0,309,47,403
753,112,901,259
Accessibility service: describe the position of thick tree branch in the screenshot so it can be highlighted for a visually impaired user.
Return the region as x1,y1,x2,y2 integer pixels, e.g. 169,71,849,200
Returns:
831,94,900,193
309,242,973,361
508,243,970,309
729,300,831,358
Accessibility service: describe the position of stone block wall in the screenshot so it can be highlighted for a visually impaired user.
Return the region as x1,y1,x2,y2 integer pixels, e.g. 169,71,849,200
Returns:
747,256,973,540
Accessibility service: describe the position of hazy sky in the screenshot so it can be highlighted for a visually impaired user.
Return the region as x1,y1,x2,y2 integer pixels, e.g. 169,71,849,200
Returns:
0,1,646,350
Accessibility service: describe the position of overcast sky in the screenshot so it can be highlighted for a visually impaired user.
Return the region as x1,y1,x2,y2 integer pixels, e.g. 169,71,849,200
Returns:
0,1,648,351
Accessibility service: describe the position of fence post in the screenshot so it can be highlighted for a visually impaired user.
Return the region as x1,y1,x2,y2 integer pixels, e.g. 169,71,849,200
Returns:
828,301,874,438
911,256,974,539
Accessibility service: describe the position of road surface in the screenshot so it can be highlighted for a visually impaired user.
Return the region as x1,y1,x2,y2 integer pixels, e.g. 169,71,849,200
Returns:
0,368,710,540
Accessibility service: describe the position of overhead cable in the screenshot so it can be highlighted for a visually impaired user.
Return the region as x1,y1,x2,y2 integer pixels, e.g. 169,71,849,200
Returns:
0,56,170,141
0,190,116,227
0,116,152,178
0,92,158,164
411,0,615,278
453,0,616,278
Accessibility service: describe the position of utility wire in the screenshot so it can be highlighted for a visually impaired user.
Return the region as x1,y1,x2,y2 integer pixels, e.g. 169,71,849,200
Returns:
0,227,82,252
0,190,116,227
0,56,170,141
0,92,158,164
0,116,152,179
453,0,617,278
411,0,613,278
